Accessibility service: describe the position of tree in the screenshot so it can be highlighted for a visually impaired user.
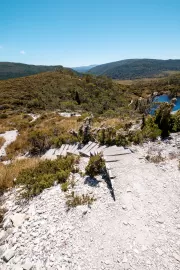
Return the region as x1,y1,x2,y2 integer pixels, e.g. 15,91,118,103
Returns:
155,103,173,138
75,91,81,105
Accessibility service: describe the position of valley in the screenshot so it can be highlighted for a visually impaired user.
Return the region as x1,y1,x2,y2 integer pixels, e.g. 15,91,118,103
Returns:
0,63,179,270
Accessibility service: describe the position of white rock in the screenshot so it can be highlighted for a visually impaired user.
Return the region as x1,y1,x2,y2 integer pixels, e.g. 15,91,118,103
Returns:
156,217,164,224
23,261,34,270
13,265,24,270
3,218,13,230
133,248,139,254
0,245,5,257
156,248,163,256
2,248,15,262
10,213,27,227
0,230,7,243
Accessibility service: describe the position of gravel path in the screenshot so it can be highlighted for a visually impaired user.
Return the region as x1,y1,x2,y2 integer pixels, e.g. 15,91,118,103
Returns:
0,139,180,270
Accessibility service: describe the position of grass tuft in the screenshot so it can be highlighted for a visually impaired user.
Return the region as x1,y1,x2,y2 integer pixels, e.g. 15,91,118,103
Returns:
66,191,96,208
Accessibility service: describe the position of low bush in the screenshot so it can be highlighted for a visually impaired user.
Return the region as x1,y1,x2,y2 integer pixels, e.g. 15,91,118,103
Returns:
85,154,105,177
170,111,180,132
61,182,69,192
0,158,39,194
129,116,161,144
155,103,173,138
66,191,96,208
145,153,165,163
28,130,52,155
52,133,79,148
16,156,76,198
61,177,76,192
0,113,8,119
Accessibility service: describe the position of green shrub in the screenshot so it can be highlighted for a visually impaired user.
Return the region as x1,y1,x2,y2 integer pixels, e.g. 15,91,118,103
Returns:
61,177,76,192
66,191,96,208
61,182,69,192
52,134,79,148
56,170,70,183
85,154,105,177
27,98,41,108
142,117,161,141
0,113,8,119
170,111,180,132
155,103,173,138
28,130,52,155
129,116,161,144
16,156,76,198
116,132,129,146
130,130,144,144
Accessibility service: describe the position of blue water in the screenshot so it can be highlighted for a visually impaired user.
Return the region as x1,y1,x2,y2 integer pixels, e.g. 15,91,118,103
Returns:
150,95,180,115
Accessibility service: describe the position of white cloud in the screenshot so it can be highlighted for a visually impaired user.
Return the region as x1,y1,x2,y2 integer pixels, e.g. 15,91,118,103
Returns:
20,50,26,54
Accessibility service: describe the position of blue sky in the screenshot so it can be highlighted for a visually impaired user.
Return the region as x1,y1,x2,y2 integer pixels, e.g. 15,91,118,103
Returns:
0,0,180,66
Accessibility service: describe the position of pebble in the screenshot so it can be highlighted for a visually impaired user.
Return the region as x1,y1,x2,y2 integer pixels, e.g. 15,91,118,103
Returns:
23,262,34,270
134,249,139,254
123,221,128,225
156,248,163,256
156,218,164,224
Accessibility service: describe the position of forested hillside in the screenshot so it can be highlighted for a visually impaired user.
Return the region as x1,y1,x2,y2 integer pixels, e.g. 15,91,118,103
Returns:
0,70,133,116
0,62,64,80
89,59,180,79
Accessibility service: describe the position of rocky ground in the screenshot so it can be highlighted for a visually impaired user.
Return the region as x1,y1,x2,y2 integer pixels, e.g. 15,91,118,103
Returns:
0,134,180,270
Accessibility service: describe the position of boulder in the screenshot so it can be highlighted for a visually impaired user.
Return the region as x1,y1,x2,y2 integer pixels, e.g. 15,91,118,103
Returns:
10,213,26,227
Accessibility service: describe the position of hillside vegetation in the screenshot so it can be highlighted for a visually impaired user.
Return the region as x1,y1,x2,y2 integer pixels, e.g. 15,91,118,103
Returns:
0,69,134,116
89,59,180,80
0,62,64,80
128,72,180,97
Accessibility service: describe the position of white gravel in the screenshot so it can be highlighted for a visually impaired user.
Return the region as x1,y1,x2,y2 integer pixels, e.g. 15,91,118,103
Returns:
0,130,18,158
0,135,180,270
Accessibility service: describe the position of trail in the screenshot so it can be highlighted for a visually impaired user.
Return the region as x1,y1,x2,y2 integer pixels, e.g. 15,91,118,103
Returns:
0,130,18,158
0,137,180,269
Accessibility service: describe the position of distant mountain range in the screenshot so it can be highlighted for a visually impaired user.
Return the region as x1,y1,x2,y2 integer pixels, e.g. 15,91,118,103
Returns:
88,59,180,79
0,62,64,80
2,59,180,81
71,65,97,73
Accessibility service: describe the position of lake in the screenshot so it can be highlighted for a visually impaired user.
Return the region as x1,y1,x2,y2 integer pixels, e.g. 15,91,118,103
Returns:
150,95,180,115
